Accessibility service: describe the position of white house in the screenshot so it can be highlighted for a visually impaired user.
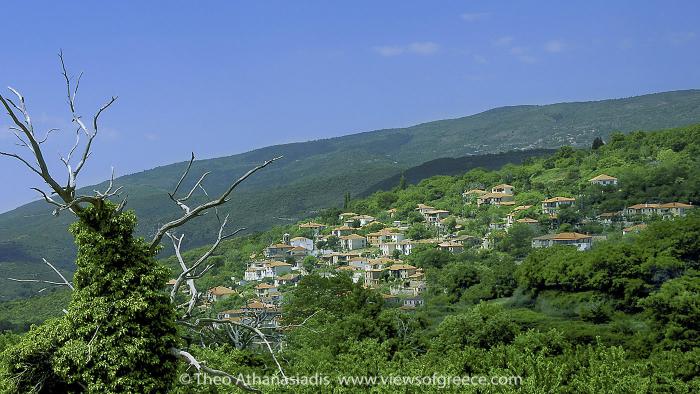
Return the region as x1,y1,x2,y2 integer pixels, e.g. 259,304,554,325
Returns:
339,234,367,250
299,222,326,236
351,215,376,226
531,232,593,251
367,228,405,245
388,264,418,279
254,283,277,298
402,297,424,308
348,256,370,270
332,225,354,237
477,192,514,206
422,209,450,225
626,202,695,218
290,236,314,251
541,197,576,215
264,243,294,259
491,184,514,195
415,204,435,214
589,174,618,186
264,261,292,278
438,241,464,254
207,286,236,302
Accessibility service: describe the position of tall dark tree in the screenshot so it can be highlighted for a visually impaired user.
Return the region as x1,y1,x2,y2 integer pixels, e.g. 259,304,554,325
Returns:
398,173,407,190
592,136,605,150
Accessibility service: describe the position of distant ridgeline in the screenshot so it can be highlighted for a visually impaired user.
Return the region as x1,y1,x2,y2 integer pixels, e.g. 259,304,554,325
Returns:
3,123,699,336
2,89,700,301
362,149,555,196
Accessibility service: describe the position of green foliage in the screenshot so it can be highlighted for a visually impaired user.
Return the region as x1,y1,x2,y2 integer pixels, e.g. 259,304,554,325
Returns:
0,290,71,332
3,122,700,391
516,214,700,308
496,223,535,258
1,204,179,393
641,270,700,351
404,223,435,240
435,303,520,350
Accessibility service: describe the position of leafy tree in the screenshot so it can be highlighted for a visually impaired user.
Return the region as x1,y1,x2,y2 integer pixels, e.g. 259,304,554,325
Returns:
302,255,319,274
435,303,520,350
317,235,340,251
405,223,434,240
406,246,453,269
641,271,700,351
497,223,535,258
319,207,342,225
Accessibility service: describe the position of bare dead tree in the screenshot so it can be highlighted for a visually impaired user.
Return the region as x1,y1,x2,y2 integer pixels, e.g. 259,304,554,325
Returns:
149,152,281,251
0,51,119,216
161,154,298,383
1,53,284,392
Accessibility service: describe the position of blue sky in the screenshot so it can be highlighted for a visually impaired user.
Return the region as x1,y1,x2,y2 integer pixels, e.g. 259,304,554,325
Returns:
1,1,699,212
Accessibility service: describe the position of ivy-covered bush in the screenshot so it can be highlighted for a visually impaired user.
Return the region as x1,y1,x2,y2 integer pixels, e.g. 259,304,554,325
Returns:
1,203,179,393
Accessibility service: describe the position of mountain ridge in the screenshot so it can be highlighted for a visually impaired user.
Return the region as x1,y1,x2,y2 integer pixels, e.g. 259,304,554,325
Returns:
2,88,700,299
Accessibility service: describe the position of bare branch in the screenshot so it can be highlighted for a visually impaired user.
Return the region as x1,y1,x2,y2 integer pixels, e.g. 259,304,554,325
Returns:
171,152,195,198
170,348,260,392
0,151,42,176
36,127,59,144
185,318,287,379
168,215,244,318
150,155,282,249
6,258,74,292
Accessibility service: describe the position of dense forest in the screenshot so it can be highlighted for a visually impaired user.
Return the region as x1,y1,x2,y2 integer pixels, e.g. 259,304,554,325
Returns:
2,124,700,392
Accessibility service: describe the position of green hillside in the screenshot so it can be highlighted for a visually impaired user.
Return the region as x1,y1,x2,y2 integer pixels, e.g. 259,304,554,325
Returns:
2,89,700,300
3,124,699,392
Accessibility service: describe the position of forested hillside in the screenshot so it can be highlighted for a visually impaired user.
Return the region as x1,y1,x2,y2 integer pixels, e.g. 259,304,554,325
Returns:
3,124,699,392
2,90,700,300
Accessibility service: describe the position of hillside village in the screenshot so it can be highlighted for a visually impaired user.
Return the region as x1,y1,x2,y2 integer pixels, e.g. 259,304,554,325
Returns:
185,163,694,327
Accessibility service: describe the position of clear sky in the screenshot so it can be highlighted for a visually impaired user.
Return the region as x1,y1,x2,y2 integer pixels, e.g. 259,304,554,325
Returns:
1,1,699,212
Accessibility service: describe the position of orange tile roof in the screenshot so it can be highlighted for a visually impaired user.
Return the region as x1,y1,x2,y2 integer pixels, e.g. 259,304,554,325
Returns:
627,203,660,209
268,243,294,249
299,222,325,228
542,197,576,203
658,202,694,208
534,232,592,241
388,264,417,271
438,241,463,247
552,232,592,241
267,261,292,267
209,286,236,296
589,174,617,181
340,234,366,240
